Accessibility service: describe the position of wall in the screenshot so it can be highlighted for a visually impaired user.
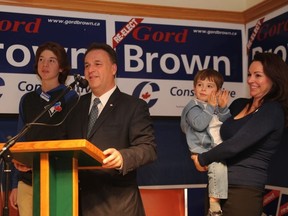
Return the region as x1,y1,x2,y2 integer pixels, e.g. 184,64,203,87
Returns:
0,0,288,23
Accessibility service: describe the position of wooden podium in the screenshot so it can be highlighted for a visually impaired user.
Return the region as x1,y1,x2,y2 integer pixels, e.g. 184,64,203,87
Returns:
7,139,105,216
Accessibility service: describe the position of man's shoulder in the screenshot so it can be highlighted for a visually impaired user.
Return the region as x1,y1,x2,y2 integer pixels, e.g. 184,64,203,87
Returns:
79,92,91,100
113,88,144,103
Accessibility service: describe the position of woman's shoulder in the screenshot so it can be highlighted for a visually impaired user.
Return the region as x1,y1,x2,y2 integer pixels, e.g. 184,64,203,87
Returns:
230,98,283,112
259,101,285,128
261,101,283,113
230,98,250,106
229,98,250,115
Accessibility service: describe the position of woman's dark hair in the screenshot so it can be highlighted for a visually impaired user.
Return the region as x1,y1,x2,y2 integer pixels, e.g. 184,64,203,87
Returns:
34,41,70,84
84,42,117,65
252,52,288,126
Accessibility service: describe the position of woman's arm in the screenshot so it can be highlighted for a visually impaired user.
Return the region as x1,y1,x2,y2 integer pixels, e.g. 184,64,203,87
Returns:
198,101,284,166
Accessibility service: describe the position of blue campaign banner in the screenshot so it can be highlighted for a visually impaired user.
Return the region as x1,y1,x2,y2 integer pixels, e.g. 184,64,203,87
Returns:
115,21,243,82
0,10,107,75
0,7,107,113
278,194,288,215
247,11,288,64
263,189,281,215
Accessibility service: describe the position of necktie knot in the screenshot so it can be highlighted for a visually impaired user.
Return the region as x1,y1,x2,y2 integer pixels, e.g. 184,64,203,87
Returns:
93,97,101,107
87,98,101,136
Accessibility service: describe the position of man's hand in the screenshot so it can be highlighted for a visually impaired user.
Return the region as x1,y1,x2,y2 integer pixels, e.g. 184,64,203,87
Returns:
13,159,32,172
102,148,123,169
9,188,18,210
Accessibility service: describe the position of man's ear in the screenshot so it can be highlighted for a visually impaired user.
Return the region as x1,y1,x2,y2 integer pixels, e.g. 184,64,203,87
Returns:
112,64,117,76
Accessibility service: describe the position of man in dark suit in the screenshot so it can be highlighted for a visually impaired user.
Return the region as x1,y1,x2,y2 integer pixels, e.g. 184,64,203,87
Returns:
66,42,157,216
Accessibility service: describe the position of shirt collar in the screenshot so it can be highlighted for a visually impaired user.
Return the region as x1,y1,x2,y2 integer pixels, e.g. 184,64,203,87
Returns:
91,85,117,108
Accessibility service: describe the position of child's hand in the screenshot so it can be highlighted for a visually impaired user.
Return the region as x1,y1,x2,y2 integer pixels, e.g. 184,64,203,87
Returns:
207,91,217,107
217,90,229,108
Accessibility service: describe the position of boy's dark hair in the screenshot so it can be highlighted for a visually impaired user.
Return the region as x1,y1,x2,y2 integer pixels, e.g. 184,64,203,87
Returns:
34,41,70,84
193,68,224,90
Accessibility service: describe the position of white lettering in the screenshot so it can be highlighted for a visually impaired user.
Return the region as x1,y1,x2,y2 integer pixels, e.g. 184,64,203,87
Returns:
274,45,287,61
7,44,31,67
146,52,158,73
0,43,87,69
160,53,180,74
71,48,86,69
213,56,230,76
125,44,144,72
251,45,288,62
182,55,210,73
124,44,231,76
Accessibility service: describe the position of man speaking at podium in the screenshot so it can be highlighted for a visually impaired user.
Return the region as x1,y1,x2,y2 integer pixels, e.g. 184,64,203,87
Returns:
66,42,157,216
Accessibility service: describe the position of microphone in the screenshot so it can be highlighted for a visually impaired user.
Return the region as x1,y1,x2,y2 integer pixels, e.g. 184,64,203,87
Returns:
74,74,88,88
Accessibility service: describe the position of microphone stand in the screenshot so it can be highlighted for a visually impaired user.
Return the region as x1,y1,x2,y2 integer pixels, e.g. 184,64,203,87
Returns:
0,80,79,216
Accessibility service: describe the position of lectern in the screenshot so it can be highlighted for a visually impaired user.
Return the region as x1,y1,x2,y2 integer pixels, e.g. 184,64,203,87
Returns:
9,139,105,216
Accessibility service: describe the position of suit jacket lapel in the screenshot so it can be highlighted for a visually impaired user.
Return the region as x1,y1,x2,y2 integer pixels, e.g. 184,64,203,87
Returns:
82,93,92,138
87,88,121,139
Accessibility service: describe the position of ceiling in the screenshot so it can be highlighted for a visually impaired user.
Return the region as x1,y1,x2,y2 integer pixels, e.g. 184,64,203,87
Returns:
100,0,265,12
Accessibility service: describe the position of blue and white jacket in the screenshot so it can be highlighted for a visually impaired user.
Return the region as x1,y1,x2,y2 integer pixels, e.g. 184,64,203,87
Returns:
180,98,231,153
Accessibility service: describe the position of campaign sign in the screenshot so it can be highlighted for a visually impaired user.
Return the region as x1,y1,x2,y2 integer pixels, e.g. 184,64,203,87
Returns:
115,21,243,82
0,10,106,74
114,19,245,116
278,194,288,216
0,8,107,113
263,189,281,216
247,11,288,64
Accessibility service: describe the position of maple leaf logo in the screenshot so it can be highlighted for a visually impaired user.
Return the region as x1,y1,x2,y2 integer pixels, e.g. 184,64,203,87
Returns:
54,105,62,112
142,92,151,99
